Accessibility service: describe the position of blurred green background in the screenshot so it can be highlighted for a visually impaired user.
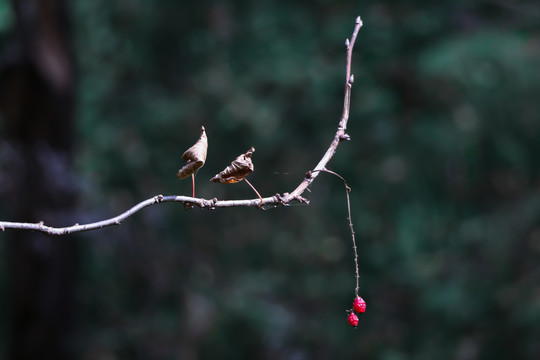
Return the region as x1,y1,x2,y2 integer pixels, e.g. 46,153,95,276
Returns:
2,0,540,359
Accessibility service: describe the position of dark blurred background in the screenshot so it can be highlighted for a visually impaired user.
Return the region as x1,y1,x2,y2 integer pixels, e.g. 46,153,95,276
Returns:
1,0,540,359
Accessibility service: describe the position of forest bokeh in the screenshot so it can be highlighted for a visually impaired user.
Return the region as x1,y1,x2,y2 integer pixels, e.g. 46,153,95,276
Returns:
1,0,540,359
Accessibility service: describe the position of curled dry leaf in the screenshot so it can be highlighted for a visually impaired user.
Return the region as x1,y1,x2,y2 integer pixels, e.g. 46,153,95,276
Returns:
177,126,208,179
210,147,255,184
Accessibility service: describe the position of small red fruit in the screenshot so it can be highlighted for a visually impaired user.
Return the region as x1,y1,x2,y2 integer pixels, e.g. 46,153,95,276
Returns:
347,312,359,327
353,296,366,313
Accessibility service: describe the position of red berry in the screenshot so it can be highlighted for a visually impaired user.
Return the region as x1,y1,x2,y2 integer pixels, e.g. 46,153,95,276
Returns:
347,312,359,327
353,296,366,313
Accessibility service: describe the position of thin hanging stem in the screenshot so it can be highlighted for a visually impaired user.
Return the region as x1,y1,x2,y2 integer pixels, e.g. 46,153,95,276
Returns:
244,178,263,206
192,174,196,198
312,168,359,297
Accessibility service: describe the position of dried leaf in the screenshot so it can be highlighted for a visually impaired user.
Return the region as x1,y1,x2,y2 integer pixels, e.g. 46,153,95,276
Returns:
210,147,255,184
177,126,208,179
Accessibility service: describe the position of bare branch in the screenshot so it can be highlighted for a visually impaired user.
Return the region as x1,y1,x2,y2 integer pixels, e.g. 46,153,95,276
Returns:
0,17,363,236
284,16,362,202
0,194,307,235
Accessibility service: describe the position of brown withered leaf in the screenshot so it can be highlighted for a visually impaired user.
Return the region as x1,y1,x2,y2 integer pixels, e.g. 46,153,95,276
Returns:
210,147,255,184
177,126,208,179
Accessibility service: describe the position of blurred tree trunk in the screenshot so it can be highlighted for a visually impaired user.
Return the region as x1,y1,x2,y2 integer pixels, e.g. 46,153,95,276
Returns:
0,0,78,359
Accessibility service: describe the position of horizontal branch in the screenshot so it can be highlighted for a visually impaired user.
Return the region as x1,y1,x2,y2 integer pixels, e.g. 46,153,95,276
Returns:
0,193,308,236
0,16,363,236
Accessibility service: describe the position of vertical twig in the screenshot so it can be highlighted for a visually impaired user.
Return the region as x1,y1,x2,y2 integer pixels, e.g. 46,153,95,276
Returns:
286,16,362,201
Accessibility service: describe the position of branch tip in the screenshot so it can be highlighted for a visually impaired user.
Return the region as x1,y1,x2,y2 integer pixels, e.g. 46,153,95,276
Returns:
356,16,362,25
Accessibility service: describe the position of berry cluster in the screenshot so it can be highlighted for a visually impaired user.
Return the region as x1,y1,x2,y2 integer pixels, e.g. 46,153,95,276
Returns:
347,296,366,328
